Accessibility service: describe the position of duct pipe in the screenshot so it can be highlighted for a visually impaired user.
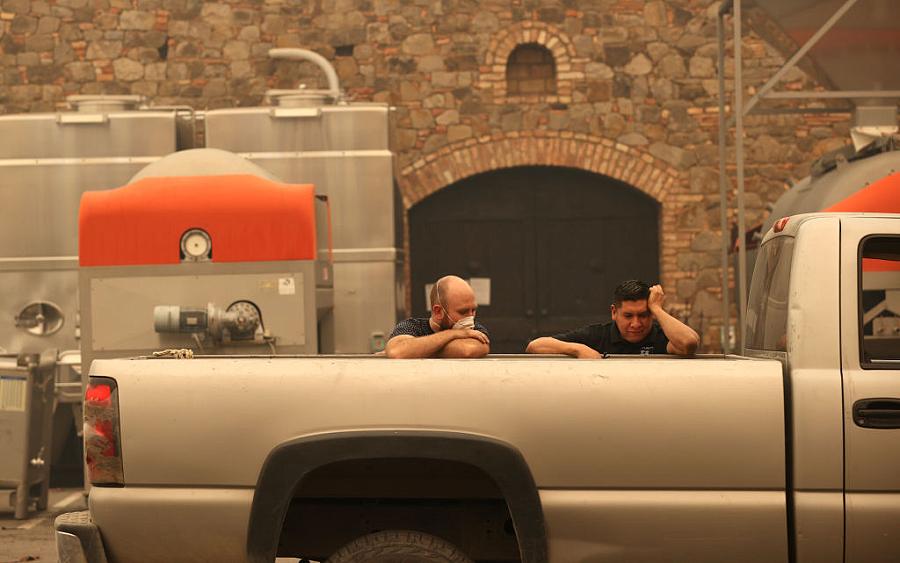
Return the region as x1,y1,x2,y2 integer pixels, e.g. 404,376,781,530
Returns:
268,48,342,101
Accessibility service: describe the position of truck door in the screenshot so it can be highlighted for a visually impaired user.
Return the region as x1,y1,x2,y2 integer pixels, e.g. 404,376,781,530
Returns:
840,219,900,563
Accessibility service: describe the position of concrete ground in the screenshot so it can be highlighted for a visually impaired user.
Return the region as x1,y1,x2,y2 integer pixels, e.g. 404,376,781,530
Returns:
0,488,86,563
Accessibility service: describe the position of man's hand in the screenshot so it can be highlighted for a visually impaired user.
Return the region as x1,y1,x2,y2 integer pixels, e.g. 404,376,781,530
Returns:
648,284,666,313
574,346,603,359
457,328,489,345
644,284,701,356
526,337,602,359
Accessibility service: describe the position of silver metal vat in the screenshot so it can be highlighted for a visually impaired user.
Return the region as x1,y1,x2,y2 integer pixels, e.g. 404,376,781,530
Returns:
205,49,401,353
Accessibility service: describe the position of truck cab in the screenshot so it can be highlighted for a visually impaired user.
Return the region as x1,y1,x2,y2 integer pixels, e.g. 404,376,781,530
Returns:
746,213,900,563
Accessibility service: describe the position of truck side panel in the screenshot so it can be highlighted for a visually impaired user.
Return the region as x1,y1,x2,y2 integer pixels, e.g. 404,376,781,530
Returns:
90,356,787,562
89,486,252,563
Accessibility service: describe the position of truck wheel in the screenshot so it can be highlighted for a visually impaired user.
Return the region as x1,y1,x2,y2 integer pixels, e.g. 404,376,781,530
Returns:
327,529,474,563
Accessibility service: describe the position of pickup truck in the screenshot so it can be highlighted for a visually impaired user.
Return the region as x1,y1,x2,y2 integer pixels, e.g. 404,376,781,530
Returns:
56,213,900,563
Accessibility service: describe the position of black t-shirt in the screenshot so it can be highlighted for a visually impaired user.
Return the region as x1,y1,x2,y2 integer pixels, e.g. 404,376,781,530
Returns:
389,317,490,340
553,321,669,355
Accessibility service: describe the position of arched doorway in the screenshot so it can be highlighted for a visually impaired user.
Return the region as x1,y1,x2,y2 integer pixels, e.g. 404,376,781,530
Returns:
409,166,660,353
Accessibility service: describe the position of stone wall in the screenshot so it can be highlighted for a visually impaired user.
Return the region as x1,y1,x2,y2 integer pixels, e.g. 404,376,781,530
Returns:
0,0,853,350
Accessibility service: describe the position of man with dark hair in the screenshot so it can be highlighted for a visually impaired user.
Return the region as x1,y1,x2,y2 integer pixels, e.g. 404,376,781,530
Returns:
525,280,700,358
385,275,490,358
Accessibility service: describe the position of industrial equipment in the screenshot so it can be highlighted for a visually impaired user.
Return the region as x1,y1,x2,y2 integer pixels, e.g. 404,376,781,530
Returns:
77,149,334,374
0,351,56,518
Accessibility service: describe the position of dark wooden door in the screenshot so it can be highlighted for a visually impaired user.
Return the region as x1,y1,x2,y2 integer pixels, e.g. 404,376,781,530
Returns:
409,166,659,353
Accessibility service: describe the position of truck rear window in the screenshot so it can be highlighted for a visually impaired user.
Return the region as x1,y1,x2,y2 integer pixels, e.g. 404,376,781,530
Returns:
746,236,795,352
859,236,900,367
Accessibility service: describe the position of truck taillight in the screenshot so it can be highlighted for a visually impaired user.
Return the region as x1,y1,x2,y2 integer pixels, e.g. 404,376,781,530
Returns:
84,377,124,486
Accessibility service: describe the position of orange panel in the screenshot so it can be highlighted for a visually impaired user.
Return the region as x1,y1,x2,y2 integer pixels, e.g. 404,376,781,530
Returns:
79,175,318,267
824,172,900,214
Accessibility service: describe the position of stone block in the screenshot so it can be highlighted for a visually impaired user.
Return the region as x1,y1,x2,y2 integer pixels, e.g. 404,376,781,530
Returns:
650,77,675,101
223,40,249,61
690,231,722,252
239,26,260,42
65,61,95,82
435,109,459,126
618,132,648,146
447,124,472,142
86,40,123,60
605,45,632,68
643,1,667,26
16,52,40,66
431,71,457,88
417,55,445,72
25,34,55,52
120,10,155,30
113,57,143,81
203,78,227,98
201,2,231,26
689,55,714,78
585,62,613,81
658,53,686,78
144,61,166,81
130,80,158,96
402,33,434,56
10,15,37,33
472,11,499,32
410,108,434,128
422,133,447,153
2,0,31,14
650,141,696,169
624,53,652,76
690,166,719,194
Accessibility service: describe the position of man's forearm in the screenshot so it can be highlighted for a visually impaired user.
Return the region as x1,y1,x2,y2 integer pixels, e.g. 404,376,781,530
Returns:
652,307,700,354
526,337,585,357
385,331,458,358
438,337,489,358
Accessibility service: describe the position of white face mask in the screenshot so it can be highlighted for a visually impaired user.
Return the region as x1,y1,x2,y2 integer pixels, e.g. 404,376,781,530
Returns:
451,315,475,330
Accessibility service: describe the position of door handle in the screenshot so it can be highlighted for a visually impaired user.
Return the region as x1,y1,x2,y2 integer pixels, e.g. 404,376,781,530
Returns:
525,309,534,318
853,399,900,429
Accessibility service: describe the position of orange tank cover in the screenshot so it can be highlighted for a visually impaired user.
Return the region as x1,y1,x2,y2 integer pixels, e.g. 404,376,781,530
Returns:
79,175,318,266
824,171,900,214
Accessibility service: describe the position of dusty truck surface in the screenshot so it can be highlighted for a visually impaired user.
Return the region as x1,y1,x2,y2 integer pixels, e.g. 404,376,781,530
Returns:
56,213,900,563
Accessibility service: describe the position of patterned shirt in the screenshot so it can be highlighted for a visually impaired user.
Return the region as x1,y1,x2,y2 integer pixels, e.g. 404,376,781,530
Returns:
553,321,669,355
389,317,490,340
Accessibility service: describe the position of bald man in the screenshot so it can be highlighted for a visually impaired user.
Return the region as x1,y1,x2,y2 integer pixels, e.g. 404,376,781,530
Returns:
385,275,490,359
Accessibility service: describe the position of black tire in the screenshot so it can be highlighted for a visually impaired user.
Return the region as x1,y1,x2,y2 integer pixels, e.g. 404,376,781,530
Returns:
326,529,474,563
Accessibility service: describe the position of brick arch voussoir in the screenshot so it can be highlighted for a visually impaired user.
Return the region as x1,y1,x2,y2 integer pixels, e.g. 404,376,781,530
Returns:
485,21,577,67
398,135,679,209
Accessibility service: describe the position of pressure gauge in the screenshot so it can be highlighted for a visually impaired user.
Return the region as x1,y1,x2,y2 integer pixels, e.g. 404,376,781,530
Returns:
180,229,212,261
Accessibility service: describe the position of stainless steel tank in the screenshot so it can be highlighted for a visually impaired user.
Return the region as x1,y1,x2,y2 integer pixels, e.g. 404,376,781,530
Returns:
0,96,182,359
0,96,185,480
204,49,401,354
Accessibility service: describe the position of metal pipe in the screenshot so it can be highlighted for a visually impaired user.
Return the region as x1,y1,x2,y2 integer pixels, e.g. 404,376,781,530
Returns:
734,0,748,353
268,48,341,99
741,0,860,117
716,9,731,355
765,90,900,99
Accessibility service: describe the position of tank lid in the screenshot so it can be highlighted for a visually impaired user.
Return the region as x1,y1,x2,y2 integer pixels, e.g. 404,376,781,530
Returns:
265,87,335,107
66,95,146,112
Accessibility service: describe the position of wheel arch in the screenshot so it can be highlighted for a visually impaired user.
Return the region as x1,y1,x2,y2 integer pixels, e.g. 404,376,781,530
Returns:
246,430,548,563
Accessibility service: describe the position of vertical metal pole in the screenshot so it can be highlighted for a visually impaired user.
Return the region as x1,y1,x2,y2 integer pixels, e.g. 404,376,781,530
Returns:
734,0,748,353
716,12,731,355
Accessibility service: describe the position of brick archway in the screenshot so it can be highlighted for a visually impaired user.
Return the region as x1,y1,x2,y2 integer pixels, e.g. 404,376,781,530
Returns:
398,132,680,208
396,132,683,314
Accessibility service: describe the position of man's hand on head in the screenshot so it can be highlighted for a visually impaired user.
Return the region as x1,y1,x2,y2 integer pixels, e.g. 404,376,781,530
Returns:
648,284,666,314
